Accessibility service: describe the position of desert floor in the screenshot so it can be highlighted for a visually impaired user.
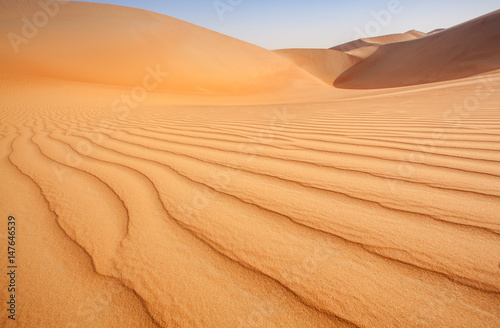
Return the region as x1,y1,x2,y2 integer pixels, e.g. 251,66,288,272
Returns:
1,70,500,328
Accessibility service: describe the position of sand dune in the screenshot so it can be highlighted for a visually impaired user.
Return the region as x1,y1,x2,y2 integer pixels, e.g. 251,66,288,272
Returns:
335,10,500,88
331,30,424,52
329,30,425,57
0,1,324,95
274,30,427,86
274,28,430,86
428,28,446,35
362,30,425,43
1,1,500,328
274,49,359,85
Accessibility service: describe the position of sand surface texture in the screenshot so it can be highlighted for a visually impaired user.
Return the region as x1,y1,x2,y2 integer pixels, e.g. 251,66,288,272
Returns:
1,1,499,327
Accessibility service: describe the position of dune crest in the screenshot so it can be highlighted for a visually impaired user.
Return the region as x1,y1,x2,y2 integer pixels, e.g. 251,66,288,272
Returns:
0,0,324,95
335,10,500,88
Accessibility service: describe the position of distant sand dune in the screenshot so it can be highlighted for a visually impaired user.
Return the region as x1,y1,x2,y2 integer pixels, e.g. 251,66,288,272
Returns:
335,10,500,88
274,49,359,85
329,30,424,54
284,30,426,83
361,30,425,44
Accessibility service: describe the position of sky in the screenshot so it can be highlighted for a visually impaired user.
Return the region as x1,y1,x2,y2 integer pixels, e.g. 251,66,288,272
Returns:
66,0,499,49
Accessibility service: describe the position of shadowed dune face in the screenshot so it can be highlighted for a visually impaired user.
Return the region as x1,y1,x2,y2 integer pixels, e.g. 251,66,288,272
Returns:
274,30,428,86
335,10,500,89
1,1,500,328
0,1,324,95
286,30,428,84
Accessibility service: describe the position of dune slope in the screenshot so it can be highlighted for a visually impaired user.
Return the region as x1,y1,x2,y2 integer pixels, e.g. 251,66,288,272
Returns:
2,69,500,328
0,1,323,95
274,49,359,86
335,10,500,88
278,29,427,84
331,30,424,53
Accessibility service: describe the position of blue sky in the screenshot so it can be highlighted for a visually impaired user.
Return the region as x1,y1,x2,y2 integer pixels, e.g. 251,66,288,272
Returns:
67,0,499,49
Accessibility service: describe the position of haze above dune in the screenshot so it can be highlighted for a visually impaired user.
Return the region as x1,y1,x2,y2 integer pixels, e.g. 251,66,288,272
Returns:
1,1,500,328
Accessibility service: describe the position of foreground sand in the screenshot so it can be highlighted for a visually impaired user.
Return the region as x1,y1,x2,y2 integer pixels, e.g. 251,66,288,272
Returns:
2,71,500,328
1,2,500,328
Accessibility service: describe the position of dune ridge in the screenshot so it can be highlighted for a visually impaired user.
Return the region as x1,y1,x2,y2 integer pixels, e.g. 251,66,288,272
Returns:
0,0,325,95
335,10,500,88
331,29,425,53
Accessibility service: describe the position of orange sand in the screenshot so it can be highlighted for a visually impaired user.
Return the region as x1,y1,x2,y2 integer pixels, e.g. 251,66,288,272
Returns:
1,1,499,328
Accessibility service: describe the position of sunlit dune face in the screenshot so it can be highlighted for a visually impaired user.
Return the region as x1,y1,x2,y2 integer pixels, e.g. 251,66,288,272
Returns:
0,1,324,95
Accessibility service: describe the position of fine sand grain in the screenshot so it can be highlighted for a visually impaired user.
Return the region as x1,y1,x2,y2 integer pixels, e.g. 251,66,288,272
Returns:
1,1,499,327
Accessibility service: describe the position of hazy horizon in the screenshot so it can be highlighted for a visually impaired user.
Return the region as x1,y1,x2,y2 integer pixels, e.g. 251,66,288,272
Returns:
64,0,499,49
